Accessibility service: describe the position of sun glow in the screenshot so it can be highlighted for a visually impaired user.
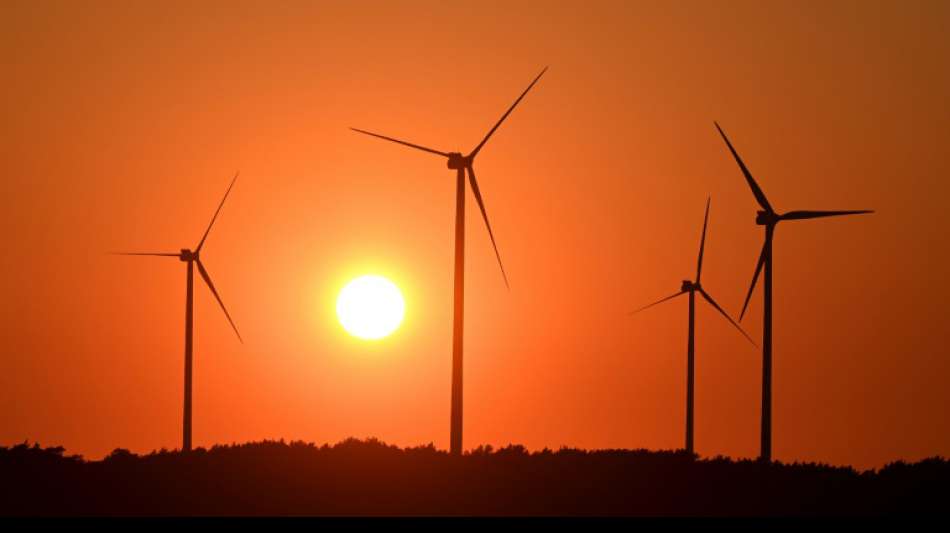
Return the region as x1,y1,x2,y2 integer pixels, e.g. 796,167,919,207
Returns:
336,275,405,340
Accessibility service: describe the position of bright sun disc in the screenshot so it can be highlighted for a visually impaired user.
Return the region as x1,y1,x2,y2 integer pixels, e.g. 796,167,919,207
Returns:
336,275,405,340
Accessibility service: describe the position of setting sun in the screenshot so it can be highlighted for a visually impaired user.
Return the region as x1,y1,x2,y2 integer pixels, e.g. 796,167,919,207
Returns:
336,275,405,340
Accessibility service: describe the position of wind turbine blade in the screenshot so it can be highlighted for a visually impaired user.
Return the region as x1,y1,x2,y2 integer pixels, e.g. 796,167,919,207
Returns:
196,172,239,253
696,197,710,282
714,122,774,213
780,209,874,221
699,288,757,347
467,166,509,290
195,259,243,343
629,290,686,315
110,252,180,257
468,67,548,159
739,241,767,321
350,128,450,157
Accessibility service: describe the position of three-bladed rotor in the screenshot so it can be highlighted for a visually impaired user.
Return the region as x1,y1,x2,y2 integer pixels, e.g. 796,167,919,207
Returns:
631,198,756,346
714,122,874,320
113,172,243,342
350,67,549,290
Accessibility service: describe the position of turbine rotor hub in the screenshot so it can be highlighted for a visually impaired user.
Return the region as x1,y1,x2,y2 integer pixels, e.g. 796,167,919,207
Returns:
446,153,469,170
681,280,696,292
756,210,779,226
180,248,196,262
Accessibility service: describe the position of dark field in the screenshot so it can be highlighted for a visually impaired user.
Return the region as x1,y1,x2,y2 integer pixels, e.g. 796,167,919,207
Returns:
2,439,946,516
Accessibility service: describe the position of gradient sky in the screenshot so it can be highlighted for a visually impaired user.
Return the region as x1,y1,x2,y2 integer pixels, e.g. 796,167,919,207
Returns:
2,0,948,469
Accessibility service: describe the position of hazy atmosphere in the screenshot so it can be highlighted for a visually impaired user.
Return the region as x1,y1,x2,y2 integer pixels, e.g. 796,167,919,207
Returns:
2,0,948,470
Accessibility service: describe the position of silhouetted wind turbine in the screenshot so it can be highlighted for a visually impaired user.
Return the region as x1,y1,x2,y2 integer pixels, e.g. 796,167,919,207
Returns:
631,198,755,455
351,67,547,455
114,173,242,452
714,122,873,462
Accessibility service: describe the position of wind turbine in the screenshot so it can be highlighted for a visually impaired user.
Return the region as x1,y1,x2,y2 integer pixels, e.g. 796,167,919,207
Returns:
714,122,873,462
114,173,243,452
351,67,547,455
632,198,755,455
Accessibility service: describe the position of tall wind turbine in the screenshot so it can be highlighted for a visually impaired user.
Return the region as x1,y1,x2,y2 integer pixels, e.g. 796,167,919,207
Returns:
351,67,547,455
632,198,755,455
714,122,873,462
114,173,243,452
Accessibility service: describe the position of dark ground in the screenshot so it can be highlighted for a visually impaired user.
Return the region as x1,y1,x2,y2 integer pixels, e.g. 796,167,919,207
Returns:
1,438,946,516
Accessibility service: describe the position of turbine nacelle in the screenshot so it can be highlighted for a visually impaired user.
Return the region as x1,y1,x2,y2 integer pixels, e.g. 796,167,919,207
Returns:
446,152,470,170
756,210,780,226
681,280,698,292
179,248,197,262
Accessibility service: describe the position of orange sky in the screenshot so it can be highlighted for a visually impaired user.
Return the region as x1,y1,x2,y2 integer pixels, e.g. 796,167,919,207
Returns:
1,0,948,469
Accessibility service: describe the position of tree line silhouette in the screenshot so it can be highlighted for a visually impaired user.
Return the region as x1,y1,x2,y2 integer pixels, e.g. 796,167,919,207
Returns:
2,439,945,516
